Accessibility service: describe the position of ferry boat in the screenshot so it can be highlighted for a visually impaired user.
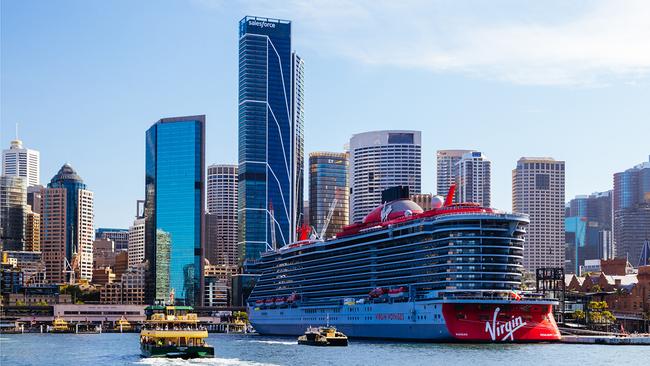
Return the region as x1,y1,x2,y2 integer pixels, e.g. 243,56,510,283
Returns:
247,185,561,342
49,317,71,333
114,316,133,332
140,305,214,358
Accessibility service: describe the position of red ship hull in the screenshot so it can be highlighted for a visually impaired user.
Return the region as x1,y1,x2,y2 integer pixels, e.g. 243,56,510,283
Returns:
442,303,561,342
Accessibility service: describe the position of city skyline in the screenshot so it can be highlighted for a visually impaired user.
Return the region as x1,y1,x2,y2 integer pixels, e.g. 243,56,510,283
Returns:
2,1,650,228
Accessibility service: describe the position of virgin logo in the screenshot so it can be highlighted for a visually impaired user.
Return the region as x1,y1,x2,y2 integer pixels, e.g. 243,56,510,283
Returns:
484,307,526,341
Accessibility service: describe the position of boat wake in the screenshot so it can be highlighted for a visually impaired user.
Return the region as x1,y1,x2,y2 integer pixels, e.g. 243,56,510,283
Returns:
247,340,296,346
136,357,280,366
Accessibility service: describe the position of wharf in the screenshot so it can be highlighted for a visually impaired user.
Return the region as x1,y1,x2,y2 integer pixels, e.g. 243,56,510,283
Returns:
561,335,650,345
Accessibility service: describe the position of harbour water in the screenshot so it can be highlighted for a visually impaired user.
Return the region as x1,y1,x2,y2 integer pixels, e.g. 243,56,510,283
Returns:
1,333,647,366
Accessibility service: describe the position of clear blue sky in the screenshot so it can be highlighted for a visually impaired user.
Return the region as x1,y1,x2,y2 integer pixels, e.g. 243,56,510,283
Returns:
2,0,649,228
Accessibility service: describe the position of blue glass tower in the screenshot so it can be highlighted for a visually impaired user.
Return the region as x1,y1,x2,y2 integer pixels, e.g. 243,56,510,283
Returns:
144,116,205,306
48,164,86,262
238,16,303,262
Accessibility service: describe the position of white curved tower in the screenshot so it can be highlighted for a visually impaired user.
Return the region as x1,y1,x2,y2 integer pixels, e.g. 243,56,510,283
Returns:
349,130,421,223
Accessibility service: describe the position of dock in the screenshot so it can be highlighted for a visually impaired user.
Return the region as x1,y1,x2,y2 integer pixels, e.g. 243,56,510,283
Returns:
561,335,650,345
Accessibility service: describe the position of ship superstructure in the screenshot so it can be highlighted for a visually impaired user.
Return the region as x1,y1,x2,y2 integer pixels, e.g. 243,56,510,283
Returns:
247,186,561,342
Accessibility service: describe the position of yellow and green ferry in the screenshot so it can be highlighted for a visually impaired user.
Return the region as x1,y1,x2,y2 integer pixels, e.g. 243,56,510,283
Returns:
140,305,214,359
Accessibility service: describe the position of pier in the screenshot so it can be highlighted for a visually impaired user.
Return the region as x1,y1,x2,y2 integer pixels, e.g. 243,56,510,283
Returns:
561,335,650,345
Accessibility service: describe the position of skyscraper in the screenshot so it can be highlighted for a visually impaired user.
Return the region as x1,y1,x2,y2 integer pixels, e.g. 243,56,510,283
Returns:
309,152,349,239
40,164,94,283
0,176,27,250
613,157,650,264
238,16,304,260
206,164,238,267
349,131,421,223
144,116,205,306
436,149,474,198
2,139,40,187
512,157,565,272
456,151,491,206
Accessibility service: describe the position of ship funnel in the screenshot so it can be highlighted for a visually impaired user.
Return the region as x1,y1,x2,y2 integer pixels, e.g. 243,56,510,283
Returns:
444,183,456,207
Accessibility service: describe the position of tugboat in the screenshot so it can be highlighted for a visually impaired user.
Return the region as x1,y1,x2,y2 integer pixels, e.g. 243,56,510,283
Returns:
140,293,214,359
298,326,348,346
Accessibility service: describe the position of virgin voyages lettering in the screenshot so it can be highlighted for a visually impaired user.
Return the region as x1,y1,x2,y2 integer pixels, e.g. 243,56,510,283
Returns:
484,307,526,341
375,313,404,321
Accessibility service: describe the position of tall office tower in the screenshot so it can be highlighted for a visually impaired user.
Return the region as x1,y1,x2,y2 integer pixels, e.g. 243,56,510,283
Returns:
128,217,145,267
436,149,475,199
96,228,129,251
349,131,421,223
456,151,491,206
308,152,349,239
0,176,27,250
613,157,650,265
2,139,40,187
512,157,565,273
24,206,40,251
206,164,238,267
144,116,205,306
238,16,304,260
292,52,305,229
40,164,94,283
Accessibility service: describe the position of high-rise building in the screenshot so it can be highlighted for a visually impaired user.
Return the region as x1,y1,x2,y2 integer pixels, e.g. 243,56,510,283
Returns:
308,152,349,239
512,157,565,272
93,237,116,269
436,150,475,198
24,206,40,251
238,16,304,261
613,157,650,265
206,164,238,267
128,217,145,267
411,193,434,211
40,164,94,283
292,52,305,230
456,151,491,206
95,228,129,251
2,139,39,187
0,176,27,250
349,131,421,223
144,116,205,306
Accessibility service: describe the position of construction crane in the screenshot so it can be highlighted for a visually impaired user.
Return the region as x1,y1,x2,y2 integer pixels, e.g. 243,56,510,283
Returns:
319,198,338,240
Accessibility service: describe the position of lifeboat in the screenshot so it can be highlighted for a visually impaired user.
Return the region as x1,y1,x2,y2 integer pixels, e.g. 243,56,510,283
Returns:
287,293,301,303
265,298,274,306
274,297,286,306
255,299,264,307
388,287,408,298
368,287,387,298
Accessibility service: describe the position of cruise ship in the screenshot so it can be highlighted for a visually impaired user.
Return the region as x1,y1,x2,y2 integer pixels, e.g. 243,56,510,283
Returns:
247,186,561,342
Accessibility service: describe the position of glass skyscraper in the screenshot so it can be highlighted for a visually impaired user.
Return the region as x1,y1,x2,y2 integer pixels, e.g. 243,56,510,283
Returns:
613,156,650,265
144,116,205,306
309,152,349,239
238,16,304,261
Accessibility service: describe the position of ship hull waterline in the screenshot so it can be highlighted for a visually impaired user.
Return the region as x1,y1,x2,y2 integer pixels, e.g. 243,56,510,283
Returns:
250,301,561,343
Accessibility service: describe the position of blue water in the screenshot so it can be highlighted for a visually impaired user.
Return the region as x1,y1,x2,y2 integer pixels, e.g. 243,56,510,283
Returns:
0,333,646,366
